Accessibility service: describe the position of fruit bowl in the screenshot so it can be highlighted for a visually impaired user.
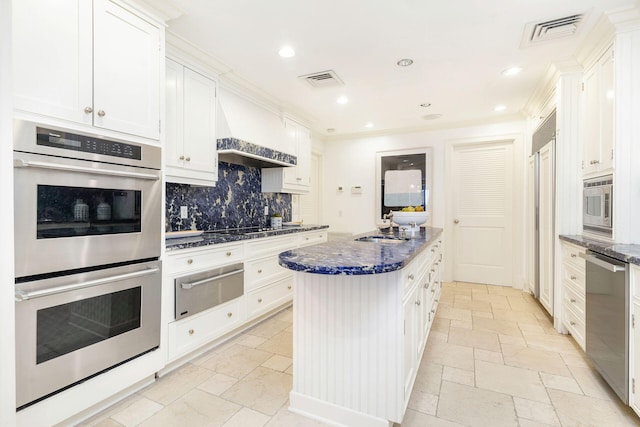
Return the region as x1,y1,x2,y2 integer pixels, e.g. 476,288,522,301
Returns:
391,211,429,228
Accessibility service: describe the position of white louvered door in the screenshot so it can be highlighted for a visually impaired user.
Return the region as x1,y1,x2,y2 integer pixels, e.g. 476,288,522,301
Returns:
452,142,513,286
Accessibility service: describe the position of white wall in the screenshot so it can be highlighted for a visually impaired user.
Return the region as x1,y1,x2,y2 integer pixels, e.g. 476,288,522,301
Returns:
322,120,527,285
0,0,16,424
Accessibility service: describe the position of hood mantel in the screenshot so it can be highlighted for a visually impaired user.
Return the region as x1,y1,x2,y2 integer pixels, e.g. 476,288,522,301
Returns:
217,88,295,168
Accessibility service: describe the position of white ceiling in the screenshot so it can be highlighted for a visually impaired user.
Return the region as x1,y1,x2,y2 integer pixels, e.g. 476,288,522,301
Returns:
163,0,634,137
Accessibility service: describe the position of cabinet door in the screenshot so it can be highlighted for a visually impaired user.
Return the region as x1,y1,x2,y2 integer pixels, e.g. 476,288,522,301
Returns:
282,120,299,186
583,64,600,175
182,68,218,175
538,143,554,315
296,126,312,186
403,291,418,399
632,300,640,416
12,0,93,124
165,59,184,169
599,48,615,172
93,0,160,139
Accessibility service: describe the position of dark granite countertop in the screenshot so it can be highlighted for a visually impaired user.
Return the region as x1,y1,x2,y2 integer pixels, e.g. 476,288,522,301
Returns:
166,225,329,251
278,227,443,275
559,235,640,266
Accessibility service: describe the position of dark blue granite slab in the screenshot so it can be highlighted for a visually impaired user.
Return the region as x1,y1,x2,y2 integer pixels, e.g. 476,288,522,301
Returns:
166,161,291,231
279,227,443,275
166,225,329,251
217,138,296,165
560,235,640,266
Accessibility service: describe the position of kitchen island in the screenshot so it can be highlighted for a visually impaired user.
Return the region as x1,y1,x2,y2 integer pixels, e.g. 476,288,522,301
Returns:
279,227,443,427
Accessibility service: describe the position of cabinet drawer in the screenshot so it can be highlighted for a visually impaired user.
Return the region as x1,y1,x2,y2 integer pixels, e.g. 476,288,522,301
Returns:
563,305,585,350
247,277,293,319
563,281,585,318
245,254,291,291
168,297,246,360
563,262,585,291
167,243,244,275
299,230,328,247
562,242,586,270
246,235,296,258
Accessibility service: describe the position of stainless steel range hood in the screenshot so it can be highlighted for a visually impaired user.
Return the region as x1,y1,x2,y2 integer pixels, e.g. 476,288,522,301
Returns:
217,88,296,168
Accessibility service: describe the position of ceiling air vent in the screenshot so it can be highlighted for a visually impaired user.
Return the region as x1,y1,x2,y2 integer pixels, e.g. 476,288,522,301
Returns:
521,14,584,47
299,70,344,88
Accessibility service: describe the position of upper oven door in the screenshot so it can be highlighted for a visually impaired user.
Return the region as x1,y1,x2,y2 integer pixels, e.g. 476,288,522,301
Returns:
584,186,610,228
14,151,161,278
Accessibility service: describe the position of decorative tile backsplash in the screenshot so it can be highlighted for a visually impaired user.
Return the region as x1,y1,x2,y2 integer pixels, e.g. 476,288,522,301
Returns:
166,162,291,231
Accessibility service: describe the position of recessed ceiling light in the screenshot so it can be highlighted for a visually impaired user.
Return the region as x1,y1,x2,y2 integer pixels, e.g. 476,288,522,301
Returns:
420,103,432,108
365,122,374,128
494,104,507,112
422,114,442,120
502,67,522,77
397,58,414,67
278,46,295,58
336,96,349,104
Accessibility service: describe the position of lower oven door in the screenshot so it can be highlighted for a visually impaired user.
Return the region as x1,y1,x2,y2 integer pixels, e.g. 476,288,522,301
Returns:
15,260,161,409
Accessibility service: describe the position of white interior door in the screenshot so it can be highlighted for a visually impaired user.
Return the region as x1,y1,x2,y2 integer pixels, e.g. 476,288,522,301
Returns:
452,142,513,286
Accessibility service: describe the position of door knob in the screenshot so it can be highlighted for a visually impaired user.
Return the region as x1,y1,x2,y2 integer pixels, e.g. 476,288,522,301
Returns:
454,219,460,224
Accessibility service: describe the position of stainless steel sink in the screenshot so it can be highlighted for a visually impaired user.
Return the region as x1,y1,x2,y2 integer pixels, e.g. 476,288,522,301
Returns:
354,235,410,244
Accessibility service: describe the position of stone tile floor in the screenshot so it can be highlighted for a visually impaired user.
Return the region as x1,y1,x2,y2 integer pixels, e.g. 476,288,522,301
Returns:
82,282,640,427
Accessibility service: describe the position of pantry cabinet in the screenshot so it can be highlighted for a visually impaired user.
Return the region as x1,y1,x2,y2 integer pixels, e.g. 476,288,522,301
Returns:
262,118,311,194
165,59,218,186
12,0,162,140
582,45,614,177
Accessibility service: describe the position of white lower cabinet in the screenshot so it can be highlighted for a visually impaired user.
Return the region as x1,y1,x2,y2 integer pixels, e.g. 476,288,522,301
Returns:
560,241,586,350
168,298,245,360
164,230,326,362
630,265,640,416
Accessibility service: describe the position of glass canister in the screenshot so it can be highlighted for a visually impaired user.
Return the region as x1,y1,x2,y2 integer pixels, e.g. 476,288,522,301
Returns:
73,199,89,222
96,200,111,221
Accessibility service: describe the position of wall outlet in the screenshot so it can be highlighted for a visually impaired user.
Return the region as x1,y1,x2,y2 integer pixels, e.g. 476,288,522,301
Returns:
180,206,188,219
264,206,269,216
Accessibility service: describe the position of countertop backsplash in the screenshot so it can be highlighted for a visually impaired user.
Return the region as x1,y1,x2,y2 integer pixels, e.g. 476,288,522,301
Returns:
166,161,291,231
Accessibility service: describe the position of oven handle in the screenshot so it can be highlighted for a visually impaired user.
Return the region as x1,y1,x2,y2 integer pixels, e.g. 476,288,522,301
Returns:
181,268,244,290
579,252,627,273
13,158,160,180
15,267,161,301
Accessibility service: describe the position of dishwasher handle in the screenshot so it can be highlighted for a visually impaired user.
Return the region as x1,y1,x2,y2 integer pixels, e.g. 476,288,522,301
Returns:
180,268,244,290
579,252,627,273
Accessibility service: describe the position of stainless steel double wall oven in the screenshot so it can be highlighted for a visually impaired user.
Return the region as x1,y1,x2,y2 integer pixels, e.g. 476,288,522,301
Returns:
13,120,162,409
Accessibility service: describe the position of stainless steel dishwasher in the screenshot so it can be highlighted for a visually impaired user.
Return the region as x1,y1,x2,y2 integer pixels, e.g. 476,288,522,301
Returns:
581,250,629,404
175,263,244,320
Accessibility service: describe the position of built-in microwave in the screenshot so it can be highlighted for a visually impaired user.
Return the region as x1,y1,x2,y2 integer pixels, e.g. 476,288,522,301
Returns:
583,175,613,236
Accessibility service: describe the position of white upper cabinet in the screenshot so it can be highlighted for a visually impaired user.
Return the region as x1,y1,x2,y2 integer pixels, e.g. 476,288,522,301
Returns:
262,118,311,194
582,45,614,176
165,59,218,186
12,0,161,140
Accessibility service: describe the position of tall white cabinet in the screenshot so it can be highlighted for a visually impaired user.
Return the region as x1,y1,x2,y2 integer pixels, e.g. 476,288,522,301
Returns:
12,0,162,140
165,58,218,186
538,142,555,314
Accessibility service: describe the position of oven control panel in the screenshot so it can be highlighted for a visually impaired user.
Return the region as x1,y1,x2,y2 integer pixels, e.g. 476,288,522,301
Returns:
37,127,142,160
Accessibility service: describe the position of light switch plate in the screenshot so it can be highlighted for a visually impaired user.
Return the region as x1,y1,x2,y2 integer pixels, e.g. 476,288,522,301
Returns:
180,206,188,219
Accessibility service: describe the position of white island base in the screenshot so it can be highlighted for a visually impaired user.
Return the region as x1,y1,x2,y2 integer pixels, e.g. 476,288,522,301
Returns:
287,236,443,426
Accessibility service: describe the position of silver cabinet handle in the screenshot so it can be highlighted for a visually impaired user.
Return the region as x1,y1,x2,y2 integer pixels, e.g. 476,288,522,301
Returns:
257,269,263,274
97,110,106,117
226,252,232,256
258,298,263,303
179,155,185,160
454,219,460,224
570,253,577,258
185,157,191,162
14,158,160,180
84,106,93,114
415,300,421,306
288,285,292,290
570,298,576,303
296,177,302,181
408,274,414,280
570,321,576,326
187,258,193,264
227,312,233,318
188,329,195,335
15,267,160,301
